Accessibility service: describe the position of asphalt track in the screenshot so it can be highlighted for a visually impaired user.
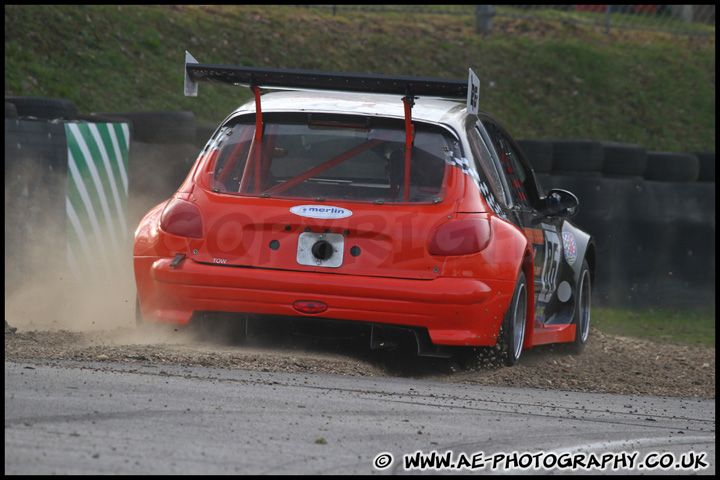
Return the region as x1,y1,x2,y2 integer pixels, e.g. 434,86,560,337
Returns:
4,360,715,475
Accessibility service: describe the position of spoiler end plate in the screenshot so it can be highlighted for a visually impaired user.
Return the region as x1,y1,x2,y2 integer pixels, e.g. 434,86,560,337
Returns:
184,51,199,97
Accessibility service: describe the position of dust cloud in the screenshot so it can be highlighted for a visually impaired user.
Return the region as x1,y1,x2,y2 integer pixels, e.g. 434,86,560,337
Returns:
4,158,156,337
4,253,136,333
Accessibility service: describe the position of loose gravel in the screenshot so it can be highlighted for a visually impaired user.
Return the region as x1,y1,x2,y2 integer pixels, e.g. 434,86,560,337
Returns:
5,323,714,399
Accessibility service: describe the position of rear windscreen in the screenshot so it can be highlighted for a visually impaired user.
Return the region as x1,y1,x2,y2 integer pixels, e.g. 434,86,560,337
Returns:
202,113,456,203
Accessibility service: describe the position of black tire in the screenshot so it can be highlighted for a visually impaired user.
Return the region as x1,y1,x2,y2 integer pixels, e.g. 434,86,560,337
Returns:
94,110,196,144
644,152,699,182
5,101,18,118
692,151,715,183
551,139,603,173
552,171,602,177
5,96,77,120
567,260,592,355
497,271,528,366
601,141,647,176
75,113,135,137
194,124,218,149
517,139,553,173
76,113,132,124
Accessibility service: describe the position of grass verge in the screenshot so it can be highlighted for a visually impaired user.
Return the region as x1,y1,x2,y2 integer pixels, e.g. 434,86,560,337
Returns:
592,308,715,348
4,5,715,152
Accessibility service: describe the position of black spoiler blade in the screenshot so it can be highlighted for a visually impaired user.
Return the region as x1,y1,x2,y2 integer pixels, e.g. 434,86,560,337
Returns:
184,51,469,99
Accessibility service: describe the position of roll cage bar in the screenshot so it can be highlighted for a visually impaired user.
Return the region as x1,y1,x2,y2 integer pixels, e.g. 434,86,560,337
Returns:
184,52,480,202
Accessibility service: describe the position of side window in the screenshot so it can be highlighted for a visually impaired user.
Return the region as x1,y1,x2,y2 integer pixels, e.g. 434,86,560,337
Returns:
467,126,508,207
483,121,532,208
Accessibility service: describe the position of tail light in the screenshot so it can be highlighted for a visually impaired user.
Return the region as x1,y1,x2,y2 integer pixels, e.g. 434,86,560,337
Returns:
160,198,203,238
429,217,491,256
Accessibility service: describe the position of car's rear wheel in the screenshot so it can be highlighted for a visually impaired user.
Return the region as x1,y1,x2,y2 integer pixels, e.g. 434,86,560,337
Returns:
568,260,592,354
498,271,527,366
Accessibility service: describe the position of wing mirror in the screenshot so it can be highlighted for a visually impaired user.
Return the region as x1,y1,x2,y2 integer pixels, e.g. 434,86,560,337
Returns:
543,188,579,218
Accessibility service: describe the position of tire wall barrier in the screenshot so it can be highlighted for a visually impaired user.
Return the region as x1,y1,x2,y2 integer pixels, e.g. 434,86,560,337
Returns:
4,96,715,310
527,139,715,310
5,99,201,295
5,117,69,291
5,113,131,289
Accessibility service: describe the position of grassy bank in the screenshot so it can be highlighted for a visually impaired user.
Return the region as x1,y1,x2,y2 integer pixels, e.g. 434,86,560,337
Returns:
4,5,715,152
593,308,715,348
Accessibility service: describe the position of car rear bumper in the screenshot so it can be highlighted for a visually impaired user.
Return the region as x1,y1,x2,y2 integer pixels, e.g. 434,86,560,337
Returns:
134,257,516,347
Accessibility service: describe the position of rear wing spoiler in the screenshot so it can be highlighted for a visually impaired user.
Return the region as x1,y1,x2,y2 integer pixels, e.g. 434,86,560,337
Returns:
183,51,480,114
184,52,480,202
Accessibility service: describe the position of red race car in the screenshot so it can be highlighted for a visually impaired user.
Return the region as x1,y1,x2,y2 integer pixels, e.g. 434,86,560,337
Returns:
133,52,595,365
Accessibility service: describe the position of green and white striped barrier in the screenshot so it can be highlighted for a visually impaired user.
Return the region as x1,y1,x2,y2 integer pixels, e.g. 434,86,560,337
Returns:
65,122,130,280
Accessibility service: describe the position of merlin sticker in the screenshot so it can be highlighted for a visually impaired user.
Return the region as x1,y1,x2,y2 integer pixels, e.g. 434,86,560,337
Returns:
290,205,353,219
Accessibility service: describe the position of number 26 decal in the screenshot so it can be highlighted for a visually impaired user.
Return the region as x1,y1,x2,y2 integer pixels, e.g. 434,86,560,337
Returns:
537,224,561,304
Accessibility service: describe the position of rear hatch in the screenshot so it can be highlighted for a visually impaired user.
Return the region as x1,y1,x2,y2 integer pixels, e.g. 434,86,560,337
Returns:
191,193,459,280
189,112,465,280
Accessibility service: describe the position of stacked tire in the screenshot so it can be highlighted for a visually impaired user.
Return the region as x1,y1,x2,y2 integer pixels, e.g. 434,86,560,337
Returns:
5,97,73,294
642,151,713,307
601,142,647,178
517,137,714,309
93,110,197,145
5,96,77,120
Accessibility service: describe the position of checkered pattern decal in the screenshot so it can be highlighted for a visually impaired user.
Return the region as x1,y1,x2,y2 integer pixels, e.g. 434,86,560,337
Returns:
446,153,508,219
